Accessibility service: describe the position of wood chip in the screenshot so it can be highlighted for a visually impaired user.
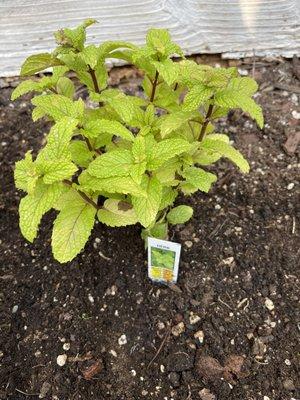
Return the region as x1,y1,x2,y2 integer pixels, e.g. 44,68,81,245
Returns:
283,131,300,154
82,359,103,380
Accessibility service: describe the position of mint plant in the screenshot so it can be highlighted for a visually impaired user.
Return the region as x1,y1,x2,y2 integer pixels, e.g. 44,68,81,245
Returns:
13,20,263,263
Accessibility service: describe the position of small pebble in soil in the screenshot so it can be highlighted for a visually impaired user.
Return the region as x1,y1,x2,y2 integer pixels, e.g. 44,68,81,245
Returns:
265,298,275,311
63,343,70,351
189,312,201,325
130,369,136,376
194,330,204,344
287,182,295,190
291,110,300,119
118,334,127,346
56,354,67,367
35,350,42,357
221,256,235,266
88,294,94,304
39,381,51,399
199,388,216,400
283,378,295,390
284,358,291,366
12,305,18,313
157,321,165,330
291,93,298,104
263,396,270,400
184,240,193,248
252,338,267,356
109,349,117,357
171,322,185,337
160,364,165,372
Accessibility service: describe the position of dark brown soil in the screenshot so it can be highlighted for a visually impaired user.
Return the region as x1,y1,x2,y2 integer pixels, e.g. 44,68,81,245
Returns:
0,58,299,400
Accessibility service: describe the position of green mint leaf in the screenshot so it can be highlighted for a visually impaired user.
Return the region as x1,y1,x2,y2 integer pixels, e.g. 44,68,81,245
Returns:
19,181,62,242
97,199,138,227
146,28,172,54
20,53,61,76
129,162,147,184
152,59,178,86
11,80,41,100
214,89,264,128
91,89,145,124
183,85,213,111
132,136,146,163
160,110,197,138
181,166,217,193
54,19,96,52
14,151,38,194
52,190,96,263
159,187,178,210
79,172,146,197
141,222,168,242
132,176,162,227
82,119,134,142
167,205,193,225
88,149,134,178
200,138,250,173
147,138,192,170
228,77,258,96
32,94,84,121
36,160,77,184
56,77,75,99
155,158,181,185
37,117,78,161
69,140,94,168
145,28,183,58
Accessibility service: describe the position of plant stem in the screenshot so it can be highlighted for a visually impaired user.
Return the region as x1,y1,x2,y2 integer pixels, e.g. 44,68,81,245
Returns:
199,103,214,142
49,87,58,94
150,70,159,102
85,137,93,152
88,66,100,93
88,65,103,107
63,179,100,211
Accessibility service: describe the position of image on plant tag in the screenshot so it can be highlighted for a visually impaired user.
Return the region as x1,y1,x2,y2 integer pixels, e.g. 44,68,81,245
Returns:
148,237,181,283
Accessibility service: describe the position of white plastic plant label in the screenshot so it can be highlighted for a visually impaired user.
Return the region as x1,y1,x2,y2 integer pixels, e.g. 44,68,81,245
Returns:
147,237,181,283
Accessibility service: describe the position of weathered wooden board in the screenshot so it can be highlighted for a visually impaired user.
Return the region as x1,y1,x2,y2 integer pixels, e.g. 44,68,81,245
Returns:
0,0,299,77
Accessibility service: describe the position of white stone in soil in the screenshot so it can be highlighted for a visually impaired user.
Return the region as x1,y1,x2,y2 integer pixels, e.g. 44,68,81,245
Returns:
189,313,201,324
171,322,185,337
12,305,18,313
88,294,94,303
56,354,67,367
118,334,127,346
292,110,300,119
109,349,117,357
194,330,204,344
265,298,275,311
63,343,70,351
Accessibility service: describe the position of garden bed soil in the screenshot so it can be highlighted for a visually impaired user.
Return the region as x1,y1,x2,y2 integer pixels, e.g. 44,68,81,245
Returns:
0,57,299,400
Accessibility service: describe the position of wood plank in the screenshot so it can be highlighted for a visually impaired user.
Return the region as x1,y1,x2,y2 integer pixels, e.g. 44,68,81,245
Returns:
0,0,299,76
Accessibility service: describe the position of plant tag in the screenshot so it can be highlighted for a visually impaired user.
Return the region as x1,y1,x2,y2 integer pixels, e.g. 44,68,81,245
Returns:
148,237,181,283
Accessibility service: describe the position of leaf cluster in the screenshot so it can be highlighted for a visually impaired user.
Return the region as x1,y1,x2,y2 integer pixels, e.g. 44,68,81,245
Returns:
13,20,263,262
